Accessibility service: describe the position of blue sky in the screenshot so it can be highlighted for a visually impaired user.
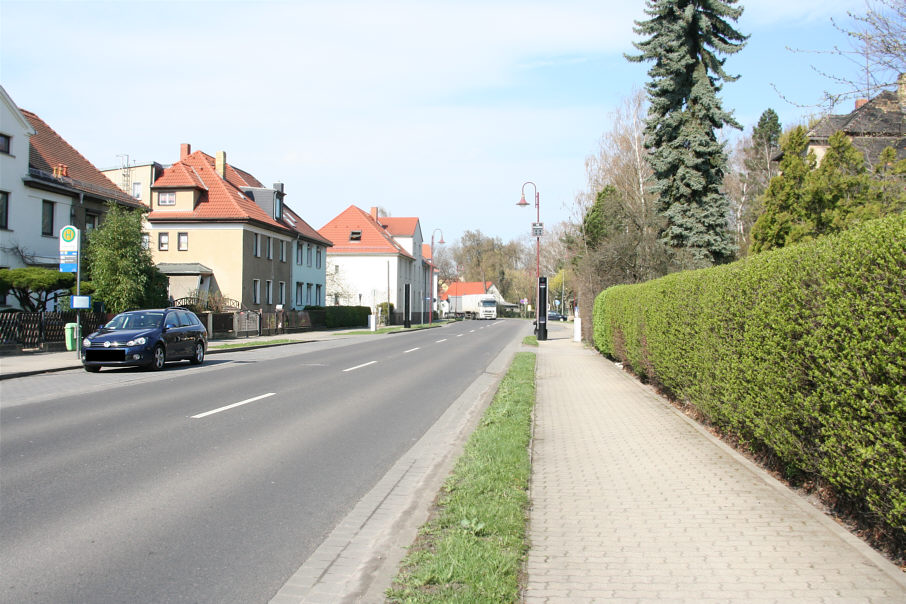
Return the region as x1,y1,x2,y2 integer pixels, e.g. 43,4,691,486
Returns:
1,0,864,246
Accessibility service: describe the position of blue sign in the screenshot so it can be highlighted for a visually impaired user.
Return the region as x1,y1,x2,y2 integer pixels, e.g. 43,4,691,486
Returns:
60,250,78,273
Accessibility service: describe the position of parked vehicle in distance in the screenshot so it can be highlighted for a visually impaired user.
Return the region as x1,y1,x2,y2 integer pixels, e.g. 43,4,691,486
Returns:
81,308,207,372
547,311,567,322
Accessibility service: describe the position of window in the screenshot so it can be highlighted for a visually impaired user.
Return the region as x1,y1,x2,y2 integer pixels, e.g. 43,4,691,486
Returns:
158,232,169,251
316,246,322,268
296,282,304,306
42,201,54,236
158,191,176,206
141,233,150,249
306,284,313,306
253,233,261,257
280,240,286,262
350,230,362,241
306,243,313,266
296,241,303,264
266,236,273,259
85,212,99,231
316,284,322,306
279,281,286,305
0,191,8,230
252,279,260,304
0,134,10,154
178,232,188,251
265,280,273,304
132,182,142,200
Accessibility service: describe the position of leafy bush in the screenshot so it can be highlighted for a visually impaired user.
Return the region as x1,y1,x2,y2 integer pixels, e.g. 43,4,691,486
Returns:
594,214,906,538
320,305,371,328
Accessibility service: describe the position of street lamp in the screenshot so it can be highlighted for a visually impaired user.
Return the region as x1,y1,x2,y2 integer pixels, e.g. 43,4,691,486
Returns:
518,182,546,340
428,228,444,323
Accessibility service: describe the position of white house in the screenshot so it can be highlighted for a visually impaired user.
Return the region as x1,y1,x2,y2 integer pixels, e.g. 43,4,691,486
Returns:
318,206,430,324
1,85,142,309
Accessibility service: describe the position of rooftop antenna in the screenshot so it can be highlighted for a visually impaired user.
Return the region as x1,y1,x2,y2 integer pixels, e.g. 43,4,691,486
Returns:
117,154,132,195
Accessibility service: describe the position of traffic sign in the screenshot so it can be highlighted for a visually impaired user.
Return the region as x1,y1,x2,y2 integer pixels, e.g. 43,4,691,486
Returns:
532,222,544,237
59,225,80,272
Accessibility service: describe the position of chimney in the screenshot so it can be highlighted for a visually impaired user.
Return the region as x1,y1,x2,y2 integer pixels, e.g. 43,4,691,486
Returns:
216,151,227,178
855,98,868,109
370,206,378,220
180,143,191,159
273,182,284,193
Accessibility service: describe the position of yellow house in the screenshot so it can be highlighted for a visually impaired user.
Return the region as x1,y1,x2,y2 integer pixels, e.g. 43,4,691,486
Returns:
146,144,299,310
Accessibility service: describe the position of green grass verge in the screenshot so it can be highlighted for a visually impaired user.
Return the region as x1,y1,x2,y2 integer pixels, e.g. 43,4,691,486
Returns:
387,351,536,603
522,336,538,347
208,339,295,350
341,322,447,335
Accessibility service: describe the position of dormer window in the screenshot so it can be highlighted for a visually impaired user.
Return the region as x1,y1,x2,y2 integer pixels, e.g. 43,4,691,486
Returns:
159,192,176,206
350,230,362,241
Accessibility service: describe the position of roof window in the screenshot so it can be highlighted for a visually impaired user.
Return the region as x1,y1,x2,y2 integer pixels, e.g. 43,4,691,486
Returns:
350,230,362,241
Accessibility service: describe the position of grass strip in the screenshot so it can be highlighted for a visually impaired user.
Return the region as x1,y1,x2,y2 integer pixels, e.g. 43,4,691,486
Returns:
387,351,536,603
208,339,295,350
341,323,447,335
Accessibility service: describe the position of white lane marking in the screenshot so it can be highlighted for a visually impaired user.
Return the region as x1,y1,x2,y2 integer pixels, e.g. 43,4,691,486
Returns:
404,347,420,353
435,339,447,343
343,361,377,372
469,329,476,333
192,392,276,419
457,334,464,337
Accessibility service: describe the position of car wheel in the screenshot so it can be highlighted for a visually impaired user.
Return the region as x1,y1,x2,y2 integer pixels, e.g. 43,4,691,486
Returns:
148,344,166,371
189,341,205,365
84,365,101,373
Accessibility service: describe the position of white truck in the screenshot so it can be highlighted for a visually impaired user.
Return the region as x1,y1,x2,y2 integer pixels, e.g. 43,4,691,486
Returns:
450,293,497,320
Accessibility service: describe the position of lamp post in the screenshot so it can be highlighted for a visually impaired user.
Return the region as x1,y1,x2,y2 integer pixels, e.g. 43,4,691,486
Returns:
428,228,444,323
518,182,546,340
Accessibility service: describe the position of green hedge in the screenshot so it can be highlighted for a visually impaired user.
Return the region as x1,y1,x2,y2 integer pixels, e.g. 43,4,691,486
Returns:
593,214,906,536
305,305,371,328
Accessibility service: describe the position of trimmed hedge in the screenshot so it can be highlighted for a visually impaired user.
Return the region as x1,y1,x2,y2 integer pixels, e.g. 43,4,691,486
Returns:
305,305,371,328
593,214,906,536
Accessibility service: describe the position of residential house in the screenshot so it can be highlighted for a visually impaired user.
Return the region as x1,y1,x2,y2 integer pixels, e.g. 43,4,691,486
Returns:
144,144,331,311
319,206,430,323
282,203,332,309
806,74,906,167
1,85,142,308
101,160,165,206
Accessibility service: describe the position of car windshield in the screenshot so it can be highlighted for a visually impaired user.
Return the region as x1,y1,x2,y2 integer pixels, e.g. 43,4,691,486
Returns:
105,311,164,330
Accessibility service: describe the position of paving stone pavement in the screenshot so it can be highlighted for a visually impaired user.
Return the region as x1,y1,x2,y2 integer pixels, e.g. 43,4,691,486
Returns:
525,334,906,604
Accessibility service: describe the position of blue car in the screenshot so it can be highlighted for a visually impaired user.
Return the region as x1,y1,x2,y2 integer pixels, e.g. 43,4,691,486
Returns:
81,308,207,373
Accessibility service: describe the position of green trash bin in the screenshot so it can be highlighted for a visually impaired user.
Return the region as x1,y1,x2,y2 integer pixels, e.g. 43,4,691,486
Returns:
64,322,79,351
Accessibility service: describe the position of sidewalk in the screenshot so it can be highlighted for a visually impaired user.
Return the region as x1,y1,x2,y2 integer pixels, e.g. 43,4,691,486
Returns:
526,329,906,603
0,328,364,380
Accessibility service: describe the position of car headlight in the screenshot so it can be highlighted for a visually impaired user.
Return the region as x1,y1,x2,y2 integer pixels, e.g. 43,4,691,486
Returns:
127,336,147,346
82,338,91,347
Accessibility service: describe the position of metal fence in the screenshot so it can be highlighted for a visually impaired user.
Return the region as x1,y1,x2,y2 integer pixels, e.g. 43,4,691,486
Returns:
0,311,108,352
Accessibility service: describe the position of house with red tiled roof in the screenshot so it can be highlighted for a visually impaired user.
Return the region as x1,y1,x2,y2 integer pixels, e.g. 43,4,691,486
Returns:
143,143,331,310
318,206,430,324
806,77,906,167
1,85,143,307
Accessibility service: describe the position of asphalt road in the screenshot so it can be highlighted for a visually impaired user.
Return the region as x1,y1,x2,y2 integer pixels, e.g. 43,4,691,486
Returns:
0,319,527,603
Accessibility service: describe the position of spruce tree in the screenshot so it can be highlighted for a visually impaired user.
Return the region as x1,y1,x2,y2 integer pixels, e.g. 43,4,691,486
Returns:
627,0,747,265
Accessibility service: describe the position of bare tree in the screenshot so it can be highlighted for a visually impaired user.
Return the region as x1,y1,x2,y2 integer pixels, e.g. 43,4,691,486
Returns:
782,0,906,108
569,90,672,340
